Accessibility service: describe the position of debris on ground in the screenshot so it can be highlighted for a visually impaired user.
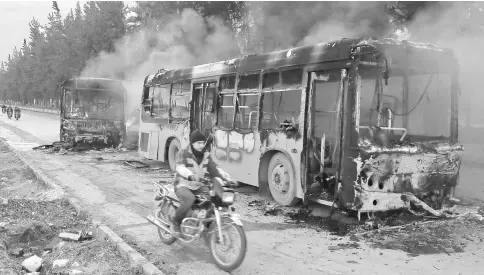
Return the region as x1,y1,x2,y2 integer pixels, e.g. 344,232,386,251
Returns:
124,160,150,169
33,141,132,155
21,255,42,273
248,200,264,207
0,141,144,275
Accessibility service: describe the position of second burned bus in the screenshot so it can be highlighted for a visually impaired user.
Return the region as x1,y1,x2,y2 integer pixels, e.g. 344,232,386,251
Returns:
138,37,463,216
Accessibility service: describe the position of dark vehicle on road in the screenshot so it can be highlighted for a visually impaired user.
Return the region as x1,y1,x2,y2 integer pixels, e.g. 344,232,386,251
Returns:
6,106,13,119
59,77,126,147
1,105,6,113
14,106,21,120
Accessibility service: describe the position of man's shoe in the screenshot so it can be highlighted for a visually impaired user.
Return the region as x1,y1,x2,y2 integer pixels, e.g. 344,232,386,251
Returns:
171,222,182,238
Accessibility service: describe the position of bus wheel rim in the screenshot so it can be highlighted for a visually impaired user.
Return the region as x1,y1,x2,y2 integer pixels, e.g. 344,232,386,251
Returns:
270,164,290,196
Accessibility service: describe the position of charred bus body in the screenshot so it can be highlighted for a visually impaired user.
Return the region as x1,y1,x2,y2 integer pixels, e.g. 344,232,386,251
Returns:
139,37,463,216
60,77,126,147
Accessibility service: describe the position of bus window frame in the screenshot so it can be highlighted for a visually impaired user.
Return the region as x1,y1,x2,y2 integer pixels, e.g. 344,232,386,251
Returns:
216,90,236,130
233,71,262,131
151,84,171,119
216,74,237,130
169,80,191,123
259,66,304,130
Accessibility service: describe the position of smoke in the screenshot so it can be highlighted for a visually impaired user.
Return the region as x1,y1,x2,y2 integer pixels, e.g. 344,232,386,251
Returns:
81,8,240,121
248,2,392,50
81,3,396,123
400,2,484,132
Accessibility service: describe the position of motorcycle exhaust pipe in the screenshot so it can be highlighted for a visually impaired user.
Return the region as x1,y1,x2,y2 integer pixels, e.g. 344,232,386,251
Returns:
146,215,171,233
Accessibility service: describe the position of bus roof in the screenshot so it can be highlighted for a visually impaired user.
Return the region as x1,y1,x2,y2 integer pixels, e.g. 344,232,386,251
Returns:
62,77,124,92
145,37,455,86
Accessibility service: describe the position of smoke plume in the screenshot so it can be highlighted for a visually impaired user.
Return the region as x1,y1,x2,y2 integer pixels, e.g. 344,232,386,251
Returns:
248,2,391,50
400,2,484,134
81,8,240,121
80,3,394,123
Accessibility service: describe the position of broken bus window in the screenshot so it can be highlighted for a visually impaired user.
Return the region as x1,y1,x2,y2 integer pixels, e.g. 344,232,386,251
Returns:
217,93,235,128
170,81,191,121
359,66,451,140
235,93,259,129
152,85,170,118
260,69,303,129
220,75,236,90
238,73,260,91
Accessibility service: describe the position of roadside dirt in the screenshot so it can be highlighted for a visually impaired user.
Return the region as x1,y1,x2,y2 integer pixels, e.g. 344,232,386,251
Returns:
0,141,143,275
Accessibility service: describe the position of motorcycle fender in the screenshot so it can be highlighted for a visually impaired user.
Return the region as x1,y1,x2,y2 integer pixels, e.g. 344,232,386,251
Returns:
229,213,243,226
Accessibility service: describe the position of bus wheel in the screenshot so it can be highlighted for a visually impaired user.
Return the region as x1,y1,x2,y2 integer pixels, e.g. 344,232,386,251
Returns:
267,153,298,206
168,139,180,172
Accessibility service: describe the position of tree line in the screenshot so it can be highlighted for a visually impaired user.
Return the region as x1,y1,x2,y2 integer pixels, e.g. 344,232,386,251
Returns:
0,1,480,108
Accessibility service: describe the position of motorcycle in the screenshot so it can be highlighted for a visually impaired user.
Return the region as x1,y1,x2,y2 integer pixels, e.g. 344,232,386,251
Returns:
146,177,247,272
6,108,12,119
14,108,21,120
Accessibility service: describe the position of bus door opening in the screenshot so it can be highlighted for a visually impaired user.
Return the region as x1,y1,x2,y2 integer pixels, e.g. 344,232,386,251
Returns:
191,82,216,136
307,69,346,201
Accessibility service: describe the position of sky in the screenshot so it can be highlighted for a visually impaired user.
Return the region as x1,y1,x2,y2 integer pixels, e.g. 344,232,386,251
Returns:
0,1,84,63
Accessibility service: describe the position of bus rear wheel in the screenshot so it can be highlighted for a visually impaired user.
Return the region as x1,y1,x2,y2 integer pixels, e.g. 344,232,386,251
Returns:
267,153,298,206
168,139,180,172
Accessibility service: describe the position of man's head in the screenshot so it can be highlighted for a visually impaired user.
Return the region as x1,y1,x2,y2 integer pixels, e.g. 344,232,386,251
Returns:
190,130,206,152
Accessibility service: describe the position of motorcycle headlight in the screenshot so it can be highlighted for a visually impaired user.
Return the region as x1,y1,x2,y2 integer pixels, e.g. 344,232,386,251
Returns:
222,192,235,204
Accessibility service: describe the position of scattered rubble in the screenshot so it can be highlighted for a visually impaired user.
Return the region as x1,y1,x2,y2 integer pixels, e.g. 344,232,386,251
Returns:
0,141,145,275
33,141,131,155
10,248,24,257
124,160,149,168
52,259,69,268
21,255,42,273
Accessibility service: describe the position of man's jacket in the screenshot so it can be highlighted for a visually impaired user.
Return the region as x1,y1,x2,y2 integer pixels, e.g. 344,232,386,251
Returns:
174,146,230,190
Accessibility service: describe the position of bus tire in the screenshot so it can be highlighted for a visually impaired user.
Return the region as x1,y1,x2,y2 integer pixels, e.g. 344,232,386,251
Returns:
267,153,298,206
168,139,181,172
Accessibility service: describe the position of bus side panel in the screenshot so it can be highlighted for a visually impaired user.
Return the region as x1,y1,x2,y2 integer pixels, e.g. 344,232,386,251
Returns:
211,129,261,186
157,123,189,162
138,120,159,159
148,131,159,159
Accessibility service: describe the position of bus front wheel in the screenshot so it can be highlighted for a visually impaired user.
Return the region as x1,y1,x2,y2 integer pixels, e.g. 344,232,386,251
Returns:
267,153,298,206
168,139,180,172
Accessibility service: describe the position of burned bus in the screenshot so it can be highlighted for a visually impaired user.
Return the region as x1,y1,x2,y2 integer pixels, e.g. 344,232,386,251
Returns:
138,37,463,216
60,77,126,147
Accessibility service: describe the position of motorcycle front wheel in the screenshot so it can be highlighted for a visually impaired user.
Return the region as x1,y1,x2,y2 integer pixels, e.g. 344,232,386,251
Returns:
208,222,247,272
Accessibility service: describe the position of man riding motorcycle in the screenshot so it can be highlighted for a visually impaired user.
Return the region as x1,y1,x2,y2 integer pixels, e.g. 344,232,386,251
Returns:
171,130,237,237
6,106,13,118
14,106,21,117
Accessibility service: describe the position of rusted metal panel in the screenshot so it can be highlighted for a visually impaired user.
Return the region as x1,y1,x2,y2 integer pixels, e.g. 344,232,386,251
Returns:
350,141,463,212
337,50,359,209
